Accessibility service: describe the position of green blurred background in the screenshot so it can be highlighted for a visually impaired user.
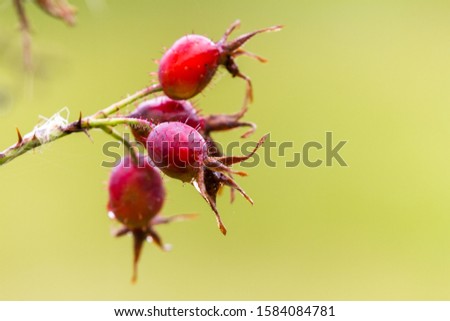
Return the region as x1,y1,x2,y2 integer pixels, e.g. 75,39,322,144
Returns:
1,0,450,300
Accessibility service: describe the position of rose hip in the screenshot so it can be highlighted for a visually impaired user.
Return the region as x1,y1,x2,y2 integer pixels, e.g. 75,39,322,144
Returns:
128,95,255,145
108,155,195,282
128,95,256,204
108,156,165,229
128,96,204,145
146,122,266,235
158,21,282,102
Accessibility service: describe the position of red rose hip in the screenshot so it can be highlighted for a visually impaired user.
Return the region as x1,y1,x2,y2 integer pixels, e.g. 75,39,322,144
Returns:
108,156,165,229
158,35,219,100
128,95,257,204
128,96,204,145
147,122,206,182
147,121,267,235
158,21,282,102
128,95,256,145
108,155,195,282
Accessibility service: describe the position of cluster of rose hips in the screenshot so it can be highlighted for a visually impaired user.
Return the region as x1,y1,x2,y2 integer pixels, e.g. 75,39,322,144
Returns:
107,21,281,282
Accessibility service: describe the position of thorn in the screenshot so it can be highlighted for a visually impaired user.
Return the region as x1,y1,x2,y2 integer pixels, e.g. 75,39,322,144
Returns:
16,128,23,145
77,112,82,128
82,129,94,143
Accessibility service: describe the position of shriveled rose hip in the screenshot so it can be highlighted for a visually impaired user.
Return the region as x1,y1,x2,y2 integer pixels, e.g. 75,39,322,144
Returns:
158,20,282,102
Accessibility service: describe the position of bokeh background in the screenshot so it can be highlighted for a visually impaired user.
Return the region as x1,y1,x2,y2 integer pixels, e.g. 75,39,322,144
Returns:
1,0,450,300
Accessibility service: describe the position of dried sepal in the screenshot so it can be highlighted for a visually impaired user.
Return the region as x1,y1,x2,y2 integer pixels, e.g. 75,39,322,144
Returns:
34,0,77,26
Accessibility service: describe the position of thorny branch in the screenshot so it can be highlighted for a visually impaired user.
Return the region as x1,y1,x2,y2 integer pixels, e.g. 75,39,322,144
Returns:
0,84,162,166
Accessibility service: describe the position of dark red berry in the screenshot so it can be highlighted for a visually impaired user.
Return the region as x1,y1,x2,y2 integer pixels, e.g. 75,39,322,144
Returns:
146,121,267,235
146,122,207,183
108,155,195,282
128,95,255,145
128,96,204,145
158,21,282,102
108,156,165,229
128,95,256,205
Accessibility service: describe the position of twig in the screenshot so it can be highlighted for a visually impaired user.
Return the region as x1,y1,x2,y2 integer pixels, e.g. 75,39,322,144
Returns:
0,85,161,166
94,84,161,119
13,0,32,71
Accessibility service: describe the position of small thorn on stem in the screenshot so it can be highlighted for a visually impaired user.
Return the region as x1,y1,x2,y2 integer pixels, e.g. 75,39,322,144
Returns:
16,128,23,145
77,112,82,128
82,129,93,143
